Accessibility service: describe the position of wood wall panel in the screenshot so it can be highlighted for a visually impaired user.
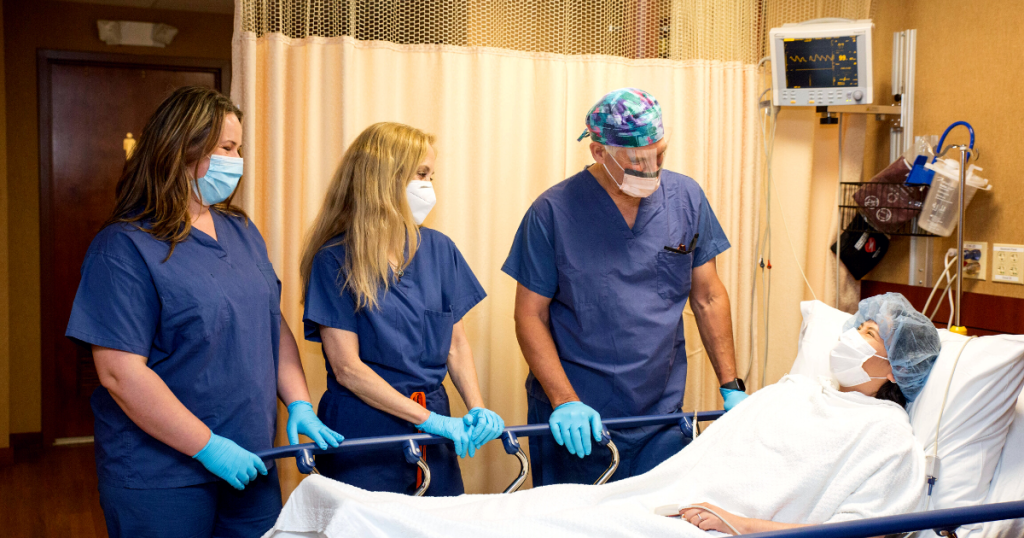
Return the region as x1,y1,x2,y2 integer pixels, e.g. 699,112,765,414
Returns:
861,280,1024,336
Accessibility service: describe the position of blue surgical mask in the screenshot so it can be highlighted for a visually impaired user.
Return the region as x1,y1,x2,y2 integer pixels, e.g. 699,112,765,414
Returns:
196,155,243,205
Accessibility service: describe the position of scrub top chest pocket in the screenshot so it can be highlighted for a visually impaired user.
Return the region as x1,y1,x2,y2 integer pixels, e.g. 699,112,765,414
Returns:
257,262,282,315
656,250,693,301
421,309,454,367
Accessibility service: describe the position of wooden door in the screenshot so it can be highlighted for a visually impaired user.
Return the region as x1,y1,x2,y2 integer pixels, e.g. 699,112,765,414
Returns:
38,51,230,442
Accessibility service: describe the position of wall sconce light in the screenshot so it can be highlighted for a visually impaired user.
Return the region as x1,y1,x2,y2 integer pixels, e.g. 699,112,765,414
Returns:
97,20,178,48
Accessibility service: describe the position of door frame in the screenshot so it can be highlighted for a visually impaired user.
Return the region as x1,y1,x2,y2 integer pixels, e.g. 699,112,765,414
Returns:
38,50,231,444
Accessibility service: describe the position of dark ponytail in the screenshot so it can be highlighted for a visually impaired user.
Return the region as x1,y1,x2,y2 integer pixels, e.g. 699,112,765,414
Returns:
875,381,907,408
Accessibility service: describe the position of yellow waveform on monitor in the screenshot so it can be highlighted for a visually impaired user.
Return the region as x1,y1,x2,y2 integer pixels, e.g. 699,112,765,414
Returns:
788,54,835,63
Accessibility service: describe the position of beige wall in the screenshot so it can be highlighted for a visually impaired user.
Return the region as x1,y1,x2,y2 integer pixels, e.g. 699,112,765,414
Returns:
4,0,233,434
759,108,838,384
864,0,1024,299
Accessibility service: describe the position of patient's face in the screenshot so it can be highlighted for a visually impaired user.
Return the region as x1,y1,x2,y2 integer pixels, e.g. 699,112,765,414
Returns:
853,321,897,395
858,321,887,359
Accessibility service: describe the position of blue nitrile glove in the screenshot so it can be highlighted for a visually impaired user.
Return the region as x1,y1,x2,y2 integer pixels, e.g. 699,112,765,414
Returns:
417,411,474,458
463,407,505,452
192,432,268,490
549,401,603,458
720,388,749,411
286,400,345,450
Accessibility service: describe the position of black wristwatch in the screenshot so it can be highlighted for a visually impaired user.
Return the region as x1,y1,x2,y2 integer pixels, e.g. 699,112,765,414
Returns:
721,378,746,392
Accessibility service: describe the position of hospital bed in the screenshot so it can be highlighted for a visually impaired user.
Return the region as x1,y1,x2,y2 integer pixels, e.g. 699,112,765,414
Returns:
256,406,1024,538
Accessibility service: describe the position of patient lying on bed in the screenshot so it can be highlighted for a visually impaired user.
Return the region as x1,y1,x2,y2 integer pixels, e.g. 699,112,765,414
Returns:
264,293,940,538
675,292,939,535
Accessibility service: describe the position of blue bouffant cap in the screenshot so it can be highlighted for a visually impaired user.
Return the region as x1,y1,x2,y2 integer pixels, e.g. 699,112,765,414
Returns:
842,293,941,402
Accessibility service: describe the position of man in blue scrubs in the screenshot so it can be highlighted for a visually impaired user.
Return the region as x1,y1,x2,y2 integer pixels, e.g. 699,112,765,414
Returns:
502,88,747,486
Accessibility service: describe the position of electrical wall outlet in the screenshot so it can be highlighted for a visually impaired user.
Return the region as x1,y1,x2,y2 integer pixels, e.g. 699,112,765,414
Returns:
962,242,987,280
993,244,1024,284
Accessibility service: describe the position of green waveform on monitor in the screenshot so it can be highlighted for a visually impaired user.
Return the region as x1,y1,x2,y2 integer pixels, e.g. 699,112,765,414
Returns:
788,54,835,63
782,35,859,88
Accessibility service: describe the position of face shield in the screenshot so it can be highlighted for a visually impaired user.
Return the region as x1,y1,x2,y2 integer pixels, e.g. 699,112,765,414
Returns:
602,143,665,198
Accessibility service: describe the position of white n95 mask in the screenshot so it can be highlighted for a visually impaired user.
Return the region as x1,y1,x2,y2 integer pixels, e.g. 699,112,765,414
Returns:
406,180,436,225
602,146,661,198
829,328,890,387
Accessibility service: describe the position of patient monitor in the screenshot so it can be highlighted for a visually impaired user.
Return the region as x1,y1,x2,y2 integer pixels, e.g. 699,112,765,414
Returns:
770,19,874,107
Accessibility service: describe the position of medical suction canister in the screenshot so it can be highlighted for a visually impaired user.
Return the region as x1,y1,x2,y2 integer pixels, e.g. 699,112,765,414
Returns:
918,122,988,239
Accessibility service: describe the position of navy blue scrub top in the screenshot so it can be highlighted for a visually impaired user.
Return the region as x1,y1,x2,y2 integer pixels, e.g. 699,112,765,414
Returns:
303,228,486,396
66,212,281,489
502,168,730,418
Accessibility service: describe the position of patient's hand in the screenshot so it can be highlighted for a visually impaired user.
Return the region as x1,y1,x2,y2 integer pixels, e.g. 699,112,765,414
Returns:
679,503,742,535
680,502,810,535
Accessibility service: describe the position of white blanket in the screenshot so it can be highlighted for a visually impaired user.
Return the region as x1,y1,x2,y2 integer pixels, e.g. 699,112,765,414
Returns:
265,376,926,537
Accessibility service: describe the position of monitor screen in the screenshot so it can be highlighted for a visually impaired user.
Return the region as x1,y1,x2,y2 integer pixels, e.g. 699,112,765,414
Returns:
783,36,858,89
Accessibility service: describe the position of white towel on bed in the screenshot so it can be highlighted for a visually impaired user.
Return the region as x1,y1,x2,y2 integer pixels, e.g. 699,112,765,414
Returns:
264,375,926,538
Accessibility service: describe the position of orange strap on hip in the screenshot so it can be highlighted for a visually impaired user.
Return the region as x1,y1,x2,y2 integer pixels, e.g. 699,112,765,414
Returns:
410,392,427,488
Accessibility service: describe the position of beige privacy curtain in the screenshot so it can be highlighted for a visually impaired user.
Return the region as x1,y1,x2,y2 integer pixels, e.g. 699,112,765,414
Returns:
232,0,764,496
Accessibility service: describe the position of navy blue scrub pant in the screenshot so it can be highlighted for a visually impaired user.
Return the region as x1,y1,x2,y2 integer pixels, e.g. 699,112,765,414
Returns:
316,384,464,496
98,466,281,538
527,394,690,487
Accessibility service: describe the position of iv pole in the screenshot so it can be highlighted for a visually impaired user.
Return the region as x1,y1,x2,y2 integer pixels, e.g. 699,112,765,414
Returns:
933,141,978,334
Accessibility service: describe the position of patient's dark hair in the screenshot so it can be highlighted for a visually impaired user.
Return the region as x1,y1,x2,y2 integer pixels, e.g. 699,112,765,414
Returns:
875,381,907,408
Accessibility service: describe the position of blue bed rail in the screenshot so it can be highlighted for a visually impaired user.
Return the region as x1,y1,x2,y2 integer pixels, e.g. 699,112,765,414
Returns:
256,410,723,494
745,500,1024,538
255,410,724,461
254,409,1023,538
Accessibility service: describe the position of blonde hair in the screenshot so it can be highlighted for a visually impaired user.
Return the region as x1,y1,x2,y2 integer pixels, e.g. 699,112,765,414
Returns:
107,86,246,260
300,122,435,311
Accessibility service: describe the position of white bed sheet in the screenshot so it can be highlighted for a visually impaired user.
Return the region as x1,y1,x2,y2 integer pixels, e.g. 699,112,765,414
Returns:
264,376,926,538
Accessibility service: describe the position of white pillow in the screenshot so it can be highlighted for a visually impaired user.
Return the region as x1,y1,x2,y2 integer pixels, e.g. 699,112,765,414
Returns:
789,300,852,381
980,393,1024,537
909,331,1024,521
789,300,1024,527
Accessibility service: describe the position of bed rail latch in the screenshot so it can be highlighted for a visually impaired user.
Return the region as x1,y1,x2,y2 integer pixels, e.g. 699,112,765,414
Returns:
678,415,694,438
295,448,319,475
500,431,530,493
403,440,431,497
593,427,620,485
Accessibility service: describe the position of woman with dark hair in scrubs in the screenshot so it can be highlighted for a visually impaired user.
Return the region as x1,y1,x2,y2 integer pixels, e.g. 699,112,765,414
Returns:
66,86,343,537
299,122,504,495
